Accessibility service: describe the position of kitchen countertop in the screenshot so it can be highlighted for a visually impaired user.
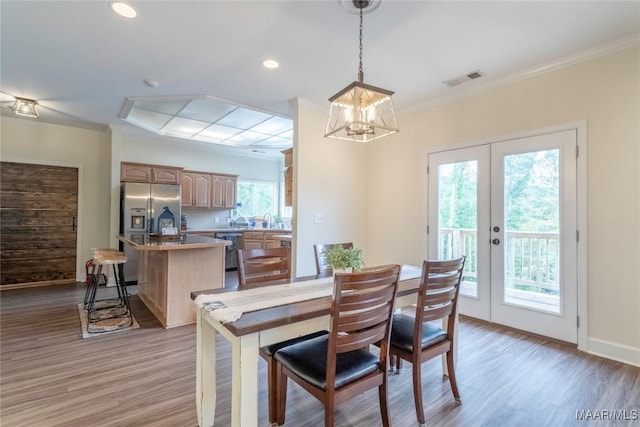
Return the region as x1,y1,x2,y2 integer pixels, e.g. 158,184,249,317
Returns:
117,233,230,250
184,228,292,233
271,234,292,241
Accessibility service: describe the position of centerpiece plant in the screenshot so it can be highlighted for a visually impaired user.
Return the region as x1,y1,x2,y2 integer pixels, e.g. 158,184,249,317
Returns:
322,245,364,273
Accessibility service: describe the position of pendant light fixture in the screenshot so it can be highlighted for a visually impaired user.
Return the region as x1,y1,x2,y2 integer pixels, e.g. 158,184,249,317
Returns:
325,0,398,142
10,97,39,118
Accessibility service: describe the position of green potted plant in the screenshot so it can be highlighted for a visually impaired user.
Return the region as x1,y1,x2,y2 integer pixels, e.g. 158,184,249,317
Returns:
322,245,364,273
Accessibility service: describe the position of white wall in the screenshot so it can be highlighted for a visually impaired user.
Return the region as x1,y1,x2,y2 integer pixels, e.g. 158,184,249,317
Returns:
367,46,640,365
0,117,112,280
293,99,369,276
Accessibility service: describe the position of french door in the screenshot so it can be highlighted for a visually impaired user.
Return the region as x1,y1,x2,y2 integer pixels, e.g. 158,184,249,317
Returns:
428,130,578,343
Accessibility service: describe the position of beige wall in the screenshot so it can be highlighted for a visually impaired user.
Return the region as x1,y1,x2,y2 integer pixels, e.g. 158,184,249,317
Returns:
0,117,112,280
293,100,369,276
367,46,639,362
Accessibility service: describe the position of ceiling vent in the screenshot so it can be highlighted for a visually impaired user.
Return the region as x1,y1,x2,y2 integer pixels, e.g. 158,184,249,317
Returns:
442,70,485,87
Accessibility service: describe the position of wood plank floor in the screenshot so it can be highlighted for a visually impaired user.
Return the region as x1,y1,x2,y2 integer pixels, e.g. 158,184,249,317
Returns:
1,281,638,427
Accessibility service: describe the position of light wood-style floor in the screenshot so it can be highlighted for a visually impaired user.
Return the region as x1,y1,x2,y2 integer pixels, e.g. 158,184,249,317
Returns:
1,279,638,427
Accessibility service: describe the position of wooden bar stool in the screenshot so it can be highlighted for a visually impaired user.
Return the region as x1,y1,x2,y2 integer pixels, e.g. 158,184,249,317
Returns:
85,249,132,331
83,248,118,310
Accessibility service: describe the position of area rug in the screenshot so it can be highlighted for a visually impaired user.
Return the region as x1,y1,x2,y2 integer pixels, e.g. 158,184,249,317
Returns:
77,302,140,339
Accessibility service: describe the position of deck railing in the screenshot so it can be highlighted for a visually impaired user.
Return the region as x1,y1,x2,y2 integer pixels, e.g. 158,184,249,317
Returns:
438,228,560,295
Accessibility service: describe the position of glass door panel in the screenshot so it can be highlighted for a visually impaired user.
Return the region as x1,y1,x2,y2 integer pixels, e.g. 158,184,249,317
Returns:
503,149,561,313
429,146,490,321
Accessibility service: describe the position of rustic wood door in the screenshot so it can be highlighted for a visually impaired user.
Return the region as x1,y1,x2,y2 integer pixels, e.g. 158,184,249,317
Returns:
1,162,78,287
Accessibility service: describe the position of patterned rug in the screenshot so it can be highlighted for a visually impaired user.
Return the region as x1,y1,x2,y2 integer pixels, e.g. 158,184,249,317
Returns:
77,302,140,339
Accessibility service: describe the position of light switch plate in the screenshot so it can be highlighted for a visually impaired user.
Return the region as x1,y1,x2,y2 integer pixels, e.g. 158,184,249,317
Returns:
313,213,325,224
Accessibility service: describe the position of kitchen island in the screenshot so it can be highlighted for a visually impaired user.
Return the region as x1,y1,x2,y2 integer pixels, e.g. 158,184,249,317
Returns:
117,233,230,328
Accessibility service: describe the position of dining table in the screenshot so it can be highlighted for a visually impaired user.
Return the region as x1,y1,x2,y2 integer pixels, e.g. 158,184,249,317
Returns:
191,265,457,427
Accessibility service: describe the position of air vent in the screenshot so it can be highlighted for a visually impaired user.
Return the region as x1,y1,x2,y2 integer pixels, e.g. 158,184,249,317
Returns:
442,70,485,87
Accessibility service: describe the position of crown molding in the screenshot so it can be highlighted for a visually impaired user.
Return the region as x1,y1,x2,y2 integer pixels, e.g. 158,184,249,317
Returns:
402,34,640,114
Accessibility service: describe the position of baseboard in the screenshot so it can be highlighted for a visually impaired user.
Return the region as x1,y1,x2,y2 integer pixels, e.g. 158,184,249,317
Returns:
587,337,640,367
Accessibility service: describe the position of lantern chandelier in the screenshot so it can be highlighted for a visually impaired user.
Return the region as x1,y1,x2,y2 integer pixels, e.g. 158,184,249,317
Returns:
325,0,399,142
10,97,39,118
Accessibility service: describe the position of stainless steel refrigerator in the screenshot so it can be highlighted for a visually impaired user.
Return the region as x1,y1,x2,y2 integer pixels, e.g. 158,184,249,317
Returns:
119,182,181,283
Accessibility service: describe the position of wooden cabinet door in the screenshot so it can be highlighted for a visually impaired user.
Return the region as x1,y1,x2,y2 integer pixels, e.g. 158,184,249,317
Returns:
284,166,292,206
194,174,211,208
211,175,224,208
1,162,78,287
181,172,210,208
154,252,167,317
223,176,237,208
243,240,263,250
211,174,237,208
282,148,293,207
180,173,195,207
151,167,181,184
121,163,151,182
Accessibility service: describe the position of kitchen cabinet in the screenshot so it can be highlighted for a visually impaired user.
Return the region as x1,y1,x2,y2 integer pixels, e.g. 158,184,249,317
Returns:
242,231,264,250
211,174,238,209
120,234,226,328
181,171,211,208
137,251,167,321
242,230,291,250
121,162,181,184
151,166,181,184
121,162,151,183
282,148,293,206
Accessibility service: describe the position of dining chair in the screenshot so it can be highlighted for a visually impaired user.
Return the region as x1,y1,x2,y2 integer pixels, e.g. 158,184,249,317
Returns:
313,242,353,275
236,247,291,289
274,264,402,427
235,246,326,424
389,256,466,426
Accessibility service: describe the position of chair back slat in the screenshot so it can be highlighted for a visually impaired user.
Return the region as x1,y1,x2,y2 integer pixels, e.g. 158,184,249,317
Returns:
329,265,401,356
337,324,387,353
415,257,466,336
237,247,291,289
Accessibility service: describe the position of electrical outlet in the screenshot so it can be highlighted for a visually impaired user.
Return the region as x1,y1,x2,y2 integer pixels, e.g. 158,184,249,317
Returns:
214,217,219,223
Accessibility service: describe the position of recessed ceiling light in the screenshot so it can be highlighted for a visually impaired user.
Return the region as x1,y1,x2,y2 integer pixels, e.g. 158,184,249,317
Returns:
262,59,279,69
110,2,137,18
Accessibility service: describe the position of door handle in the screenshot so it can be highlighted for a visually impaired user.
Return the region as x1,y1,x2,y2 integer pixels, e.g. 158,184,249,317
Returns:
72,216,76,231
492,238,500,245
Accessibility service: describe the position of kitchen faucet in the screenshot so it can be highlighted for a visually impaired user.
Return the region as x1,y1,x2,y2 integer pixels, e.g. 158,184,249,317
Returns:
263,213,272,229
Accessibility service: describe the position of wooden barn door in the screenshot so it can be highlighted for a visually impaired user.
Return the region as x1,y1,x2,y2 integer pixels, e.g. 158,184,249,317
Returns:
1,162,78,288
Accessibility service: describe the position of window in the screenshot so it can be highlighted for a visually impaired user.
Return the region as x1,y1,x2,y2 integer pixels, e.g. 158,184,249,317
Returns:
236,180,278,218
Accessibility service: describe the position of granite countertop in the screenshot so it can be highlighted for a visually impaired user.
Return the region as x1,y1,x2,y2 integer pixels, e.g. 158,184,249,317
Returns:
117,233,230,251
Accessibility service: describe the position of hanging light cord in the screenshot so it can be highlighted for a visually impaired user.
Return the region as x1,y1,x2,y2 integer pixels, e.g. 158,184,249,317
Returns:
357,5,364,83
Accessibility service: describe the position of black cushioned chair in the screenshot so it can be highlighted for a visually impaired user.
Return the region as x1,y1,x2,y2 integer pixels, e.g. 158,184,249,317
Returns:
389,256,466,426
274,265,401,427
236,246,326,424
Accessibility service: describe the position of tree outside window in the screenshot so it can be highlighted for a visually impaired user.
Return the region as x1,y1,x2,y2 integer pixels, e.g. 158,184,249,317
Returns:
236,180,277,218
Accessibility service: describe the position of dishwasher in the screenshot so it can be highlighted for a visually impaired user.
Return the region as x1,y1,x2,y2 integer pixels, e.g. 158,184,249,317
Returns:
215,231,242,270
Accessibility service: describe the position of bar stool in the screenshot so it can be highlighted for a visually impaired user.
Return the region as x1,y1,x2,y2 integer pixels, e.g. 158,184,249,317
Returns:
85,249,133,332
83,248,117,310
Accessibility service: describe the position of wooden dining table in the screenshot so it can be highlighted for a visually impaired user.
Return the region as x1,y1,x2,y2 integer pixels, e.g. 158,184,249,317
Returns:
191,266,452,427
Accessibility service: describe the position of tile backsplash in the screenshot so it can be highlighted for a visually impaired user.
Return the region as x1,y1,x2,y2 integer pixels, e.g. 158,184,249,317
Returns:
183,208,292,230
182,209,231,229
